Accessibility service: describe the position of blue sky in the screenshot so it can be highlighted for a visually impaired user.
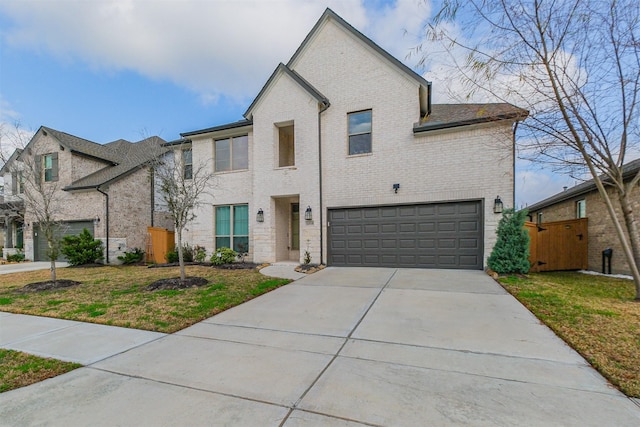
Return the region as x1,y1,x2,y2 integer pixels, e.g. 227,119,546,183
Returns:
0,0,573,207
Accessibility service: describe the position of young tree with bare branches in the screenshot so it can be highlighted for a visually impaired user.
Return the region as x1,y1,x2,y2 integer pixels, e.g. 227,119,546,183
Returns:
421,0,640,299
0,122,64,283
152,142,215,281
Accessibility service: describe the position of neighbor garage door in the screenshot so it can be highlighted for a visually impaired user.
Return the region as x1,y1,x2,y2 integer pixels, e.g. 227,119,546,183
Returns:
34,221,94,261
328,201,483,269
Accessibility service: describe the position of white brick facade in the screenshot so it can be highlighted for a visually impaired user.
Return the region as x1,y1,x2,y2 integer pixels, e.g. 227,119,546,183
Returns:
180,10,521,268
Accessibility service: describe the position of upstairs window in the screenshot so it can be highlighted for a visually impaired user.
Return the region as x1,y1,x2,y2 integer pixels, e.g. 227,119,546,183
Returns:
11,171,24,195
348,110,372,155
278,124,295,167
182,149,193,180
43,153,58,182
576,199,586,218
215,135,248,172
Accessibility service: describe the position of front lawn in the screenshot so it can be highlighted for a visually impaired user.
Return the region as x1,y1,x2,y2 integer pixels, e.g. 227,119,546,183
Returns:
499,271,640,398
0,349,81,393
0,265,290,333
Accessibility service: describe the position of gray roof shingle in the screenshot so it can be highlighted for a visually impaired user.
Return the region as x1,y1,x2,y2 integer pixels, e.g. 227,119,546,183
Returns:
414,103,528,132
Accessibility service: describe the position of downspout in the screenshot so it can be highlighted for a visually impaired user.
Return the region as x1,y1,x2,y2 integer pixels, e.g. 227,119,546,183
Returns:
150,167,155,227
318,100,330,265
97,187,110,263
512,121,519,209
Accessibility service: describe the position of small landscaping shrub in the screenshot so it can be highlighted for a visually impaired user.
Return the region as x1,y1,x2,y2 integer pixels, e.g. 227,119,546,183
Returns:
488,208,530,274
166,244,200,263
211,247,237,265
194,245,207,263
117,247,145,264
6,252,25,263
60,229,104,266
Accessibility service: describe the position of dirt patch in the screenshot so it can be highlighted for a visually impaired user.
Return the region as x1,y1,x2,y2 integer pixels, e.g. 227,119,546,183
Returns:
15,280,82,293
144,276,209,291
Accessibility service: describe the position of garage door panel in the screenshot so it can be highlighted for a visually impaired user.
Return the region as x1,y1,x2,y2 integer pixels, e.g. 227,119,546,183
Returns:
328,201,483,269
381,224,397,233
399,223,416,233
34,221,94,262
459,220,479,231
459,202,480,215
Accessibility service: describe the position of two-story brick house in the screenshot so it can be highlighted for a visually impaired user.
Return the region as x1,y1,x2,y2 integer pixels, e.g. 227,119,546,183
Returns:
0,149,25,258
178,9,527,269
2,126,168,262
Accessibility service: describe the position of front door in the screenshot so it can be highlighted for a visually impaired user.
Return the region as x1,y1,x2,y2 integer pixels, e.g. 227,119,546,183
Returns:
290,203,300,260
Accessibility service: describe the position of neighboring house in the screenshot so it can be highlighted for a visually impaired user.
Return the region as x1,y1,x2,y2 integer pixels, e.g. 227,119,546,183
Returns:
526,158,640,276
2,126,168,262
0,149,25,258
177,8,527,270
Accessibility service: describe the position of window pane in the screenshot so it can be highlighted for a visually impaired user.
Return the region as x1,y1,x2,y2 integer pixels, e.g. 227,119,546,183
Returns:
216,237,230,249
233,236,249,253
349,134,372,155
233,205,249,236
216,206,230,236
348,111,372,134
182,149,192,164
215,139,231,172
232,135,248,170
44,155,52,169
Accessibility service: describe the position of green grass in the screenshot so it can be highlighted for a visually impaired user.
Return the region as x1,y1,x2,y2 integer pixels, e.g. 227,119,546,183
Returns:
0,265,290,333
0,349,81,393
499,271,640,397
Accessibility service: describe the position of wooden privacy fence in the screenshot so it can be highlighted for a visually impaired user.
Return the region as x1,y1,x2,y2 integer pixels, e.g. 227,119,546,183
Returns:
525,218,588,272
147,226,175,264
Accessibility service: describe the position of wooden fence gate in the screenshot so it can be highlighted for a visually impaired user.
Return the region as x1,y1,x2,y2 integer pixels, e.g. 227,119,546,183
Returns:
525,218,588,272
147,226,175,264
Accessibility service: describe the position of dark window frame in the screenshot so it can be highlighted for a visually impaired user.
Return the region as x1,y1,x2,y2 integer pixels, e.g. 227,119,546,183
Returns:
348,110,372,155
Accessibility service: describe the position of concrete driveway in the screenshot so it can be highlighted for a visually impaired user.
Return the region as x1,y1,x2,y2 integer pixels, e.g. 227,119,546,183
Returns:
0,261,69,275
1,267,639,426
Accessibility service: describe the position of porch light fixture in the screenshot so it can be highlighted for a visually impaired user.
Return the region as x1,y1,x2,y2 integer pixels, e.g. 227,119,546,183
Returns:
494,196,503,214
305,206,313,221
256,208,264,223
393,183,400,193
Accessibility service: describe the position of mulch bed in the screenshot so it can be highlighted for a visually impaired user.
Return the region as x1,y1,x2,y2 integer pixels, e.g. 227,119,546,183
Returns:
295,264,325,274
144,276,209,291
15,280,82,293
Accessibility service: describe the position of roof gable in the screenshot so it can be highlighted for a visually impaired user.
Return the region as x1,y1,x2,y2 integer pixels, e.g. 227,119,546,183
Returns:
0,148,23,175
287,8,431,114
244,63,329,120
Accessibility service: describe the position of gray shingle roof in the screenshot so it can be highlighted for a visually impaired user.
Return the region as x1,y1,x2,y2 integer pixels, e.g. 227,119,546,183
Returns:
525,158,640,212
65,136,167,190
42,127,121,164
414,103,528,133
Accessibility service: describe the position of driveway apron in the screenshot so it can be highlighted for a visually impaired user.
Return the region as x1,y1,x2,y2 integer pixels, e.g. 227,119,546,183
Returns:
1,267,639,426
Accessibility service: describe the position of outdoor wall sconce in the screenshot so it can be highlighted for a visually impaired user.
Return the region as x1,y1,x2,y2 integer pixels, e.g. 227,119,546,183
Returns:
393,183,400,193
305,206,313,221
93,216,100,224
494,196,503,214
256,208,264,223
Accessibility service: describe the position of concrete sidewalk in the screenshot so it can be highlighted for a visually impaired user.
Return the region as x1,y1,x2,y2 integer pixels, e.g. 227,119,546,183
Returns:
1,267,639,425
0,261,69,275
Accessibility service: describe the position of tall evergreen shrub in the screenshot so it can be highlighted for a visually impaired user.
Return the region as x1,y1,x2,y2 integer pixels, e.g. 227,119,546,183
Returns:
60,228,104,266
488,208,530,274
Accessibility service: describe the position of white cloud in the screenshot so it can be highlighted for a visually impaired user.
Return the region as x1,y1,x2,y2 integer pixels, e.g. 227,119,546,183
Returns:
0,0,427,104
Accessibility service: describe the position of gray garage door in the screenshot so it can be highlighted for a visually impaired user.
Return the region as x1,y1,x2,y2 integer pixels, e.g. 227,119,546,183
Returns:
34,221,94,261
328,201,483,269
